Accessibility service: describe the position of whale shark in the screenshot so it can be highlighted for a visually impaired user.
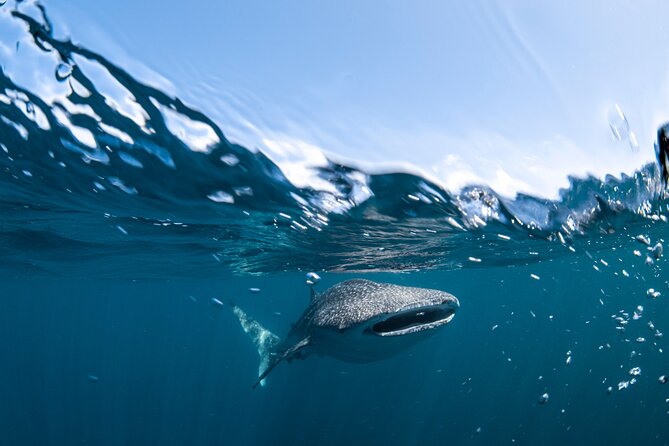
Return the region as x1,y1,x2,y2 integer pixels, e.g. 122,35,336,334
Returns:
228,279,460,388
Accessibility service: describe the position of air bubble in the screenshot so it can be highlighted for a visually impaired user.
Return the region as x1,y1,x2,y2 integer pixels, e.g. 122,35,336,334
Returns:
306,272,321,285
652,243,663,259
538,393,549,404
608,105,629,140
220,153,240,166
207,191,234,204
628,131,639,152
647,288,661,299
55,62,73,81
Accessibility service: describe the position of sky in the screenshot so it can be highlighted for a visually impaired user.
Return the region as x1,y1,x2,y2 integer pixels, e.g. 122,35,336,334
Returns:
28,1,669,197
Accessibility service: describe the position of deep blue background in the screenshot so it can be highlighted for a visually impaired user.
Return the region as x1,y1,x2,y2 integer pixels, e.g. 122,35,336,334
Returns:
2,250,668,445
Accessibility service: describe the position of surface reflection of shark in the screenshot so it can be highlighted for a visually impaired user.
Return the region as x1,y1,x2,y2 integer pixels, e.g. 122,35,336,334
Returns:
229,279,460,388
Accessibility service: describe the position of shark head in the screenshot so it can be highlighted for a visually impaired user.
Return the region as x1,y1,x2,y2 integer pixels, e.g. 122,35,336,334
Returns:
303,279,460,362
310,279,459,333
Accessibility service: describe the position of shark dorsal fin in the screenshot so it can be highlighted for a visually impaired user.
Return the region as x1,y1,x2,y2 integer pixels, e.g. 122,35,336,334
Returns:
253,337,311,389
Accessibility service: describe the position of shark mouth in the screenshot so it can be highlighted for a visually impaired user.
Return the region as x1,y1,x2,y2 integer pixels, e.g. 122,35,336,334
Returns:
370,305,456,337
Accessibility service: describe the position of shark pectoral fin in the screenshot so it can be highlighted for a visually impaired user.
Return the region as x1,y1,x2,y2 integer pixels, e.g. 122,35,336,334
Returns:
252,337,311,389
228,303,281,388
284,337,311,357
252,356,281,389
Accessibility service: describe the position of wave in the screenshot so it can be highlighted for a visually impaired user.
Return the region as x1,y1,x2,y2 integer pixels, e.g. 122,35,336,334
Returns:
0,2,667,277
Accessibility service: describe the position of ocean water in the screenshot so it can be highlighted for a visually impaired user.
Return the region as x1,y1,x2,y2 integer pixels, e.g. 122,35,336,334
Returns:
2,2,669,445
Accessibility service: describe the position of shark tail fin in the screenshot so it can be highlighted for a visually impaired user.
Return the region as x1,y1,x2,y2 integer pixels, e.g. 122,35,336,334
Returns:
228,302,280,388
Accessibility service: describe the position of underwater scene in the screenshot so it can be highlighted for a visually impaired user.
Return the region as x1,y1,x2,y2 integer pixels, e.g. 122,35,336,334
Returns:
1,1,669,444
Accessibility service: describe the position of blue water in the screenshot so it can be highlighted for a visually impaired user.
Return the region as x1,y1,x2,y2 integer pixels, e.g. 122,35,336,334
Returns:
1,2,669,445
